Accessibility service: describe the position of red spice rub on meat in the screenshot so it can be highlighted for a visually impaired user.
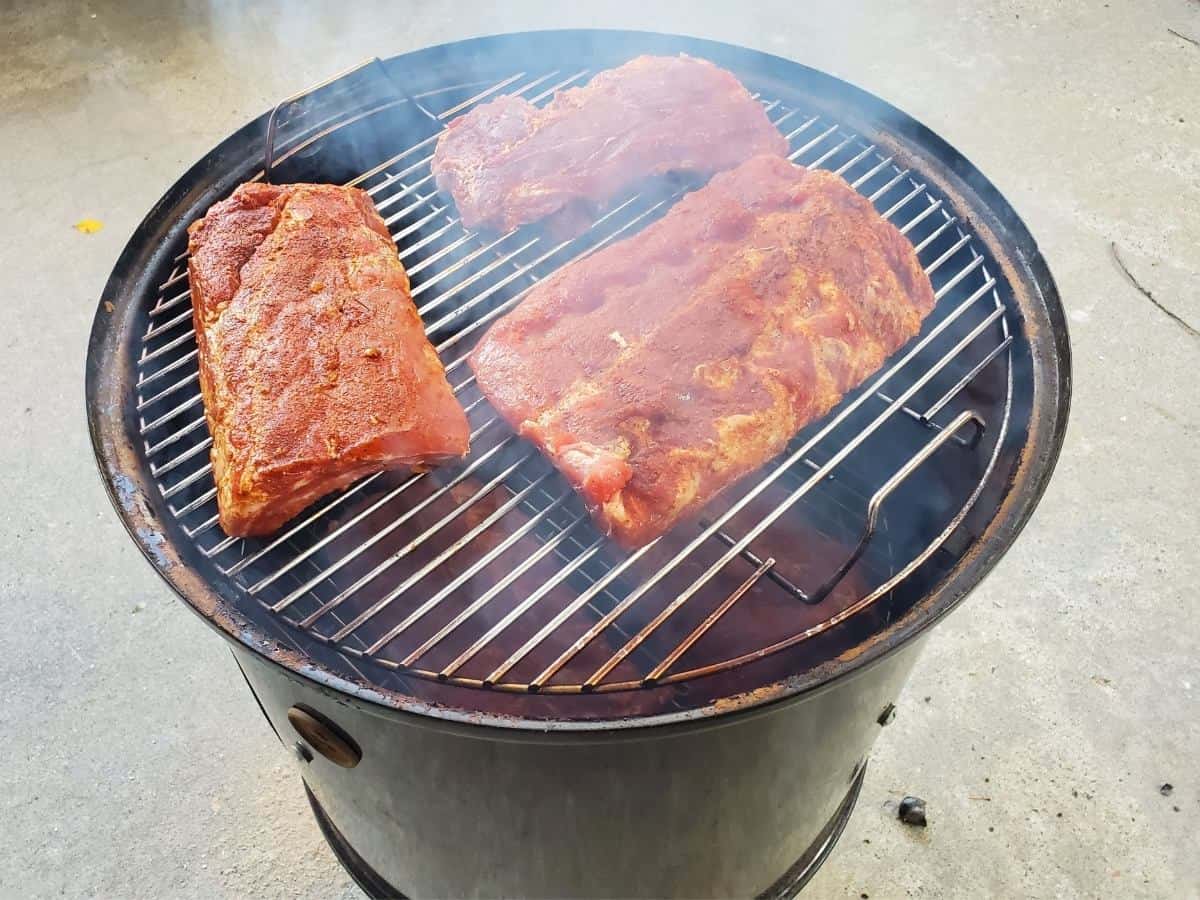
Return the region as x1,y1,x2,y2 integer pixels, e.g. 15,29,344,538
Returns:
469,155,935,548
431,54,789,232
187,182,469,537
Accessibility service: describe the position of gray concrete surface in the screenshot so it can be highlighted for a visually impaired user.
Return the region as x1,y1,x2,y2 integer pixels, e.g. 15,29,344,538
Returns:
2,0,1197,896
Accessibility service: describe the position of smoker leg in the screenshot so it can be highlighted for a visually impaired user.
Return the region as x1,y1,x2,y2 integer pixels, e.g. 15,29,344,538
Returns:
303,763,868,900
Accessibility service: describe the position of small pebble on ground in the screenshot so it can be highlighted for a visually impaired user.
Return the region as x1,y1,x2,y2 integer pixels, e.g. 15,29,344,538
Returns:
898,795,927,827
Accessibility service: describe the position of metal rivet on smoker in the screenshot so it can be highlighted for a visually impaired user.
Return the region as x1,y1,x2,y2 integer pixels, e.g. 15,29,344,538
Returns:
877,702,896,726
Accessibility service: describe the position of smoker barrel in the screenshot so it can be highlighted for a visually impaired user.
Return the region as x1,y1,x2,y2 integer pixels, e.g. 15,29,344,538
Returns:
87,30,1069,897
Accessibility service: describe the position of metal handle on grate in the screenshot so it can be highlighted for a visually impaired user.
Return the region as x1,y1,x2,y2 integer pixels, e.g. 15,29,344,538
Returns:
263,57,441,182
799,408,987,606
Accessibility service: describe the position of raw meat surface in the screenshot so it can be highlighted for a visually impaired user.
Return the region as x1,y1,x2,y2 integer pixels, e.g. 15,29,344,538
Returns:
431,55,789,232
469,155,935,547
187,182,469,537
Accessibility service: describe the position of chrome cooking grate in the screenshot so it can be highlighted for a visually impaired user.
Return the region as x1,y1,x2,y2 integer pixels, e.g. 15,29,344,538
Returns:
133,66,1011,694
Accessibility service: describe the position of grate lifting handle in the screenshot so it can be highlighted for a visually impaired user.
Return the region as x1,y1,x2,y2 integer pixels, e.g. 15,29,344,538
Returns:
263,57,441,182
799,408,986,606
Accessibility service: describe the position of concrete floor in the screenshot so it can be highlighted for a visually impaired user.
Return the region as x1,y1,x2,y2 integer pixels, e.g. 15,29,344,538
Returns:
2,0,1197,896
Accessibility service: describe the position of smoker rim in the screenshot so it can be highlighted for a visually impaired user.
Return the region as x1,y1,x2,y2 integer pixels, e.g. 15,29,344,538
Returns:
86,29,1071,737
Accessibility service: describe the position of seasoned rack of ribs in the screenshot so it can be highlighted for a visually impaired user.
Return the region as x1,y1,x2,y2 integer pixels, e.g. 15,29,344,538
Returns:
469,154,936,549
187,182,470,538
430,54,789,233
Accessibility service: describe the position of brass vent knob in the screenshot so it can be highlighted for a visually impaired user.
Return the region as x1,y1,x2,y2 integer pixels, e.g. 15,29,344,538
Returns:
287,705,361,768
